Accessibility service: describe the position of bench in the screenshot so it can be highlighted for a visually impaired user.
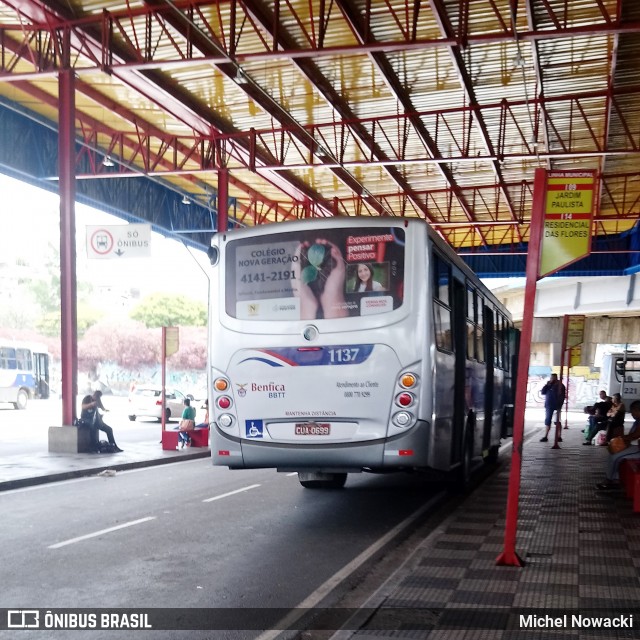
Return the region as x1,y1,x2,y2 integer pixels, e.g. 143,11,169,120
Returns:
619,459,640,513
48,425,93,453
161,427,210,451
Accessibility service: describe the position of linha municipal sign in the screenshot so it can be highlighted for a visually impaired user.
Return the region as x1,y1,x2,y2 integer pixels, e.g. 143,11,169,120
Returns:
86,224,151,259
539,171,596,278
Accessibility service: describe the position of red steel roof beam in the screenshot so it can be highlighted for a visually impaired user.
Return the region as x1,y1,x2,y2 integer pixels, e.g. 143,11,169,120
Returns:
3,0,325,210
524,0,550,170
2,4,640,74
238,0,428,219
429,0,521,241
335,0,488,237
143,0,391,217
0,28,286,220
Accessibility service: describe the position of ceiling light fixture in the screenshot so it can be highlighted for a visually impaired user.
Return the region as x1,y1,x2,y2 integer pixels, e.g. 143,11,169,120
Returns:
233,67,249,85
102,156,114,167
513,52,525,68
181,196,191,205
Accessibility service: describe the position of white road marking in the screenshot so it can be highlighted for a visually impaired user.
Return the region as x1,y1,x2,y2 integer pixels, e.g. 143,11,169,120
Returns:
48,516,156,549
254,492,446,640
202,483,261,502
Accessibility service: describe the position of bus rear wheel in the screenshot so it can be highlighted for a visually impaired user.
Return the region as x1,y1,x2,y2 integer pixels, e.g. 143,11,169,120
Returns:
452,435,474,493
13,388,28,410
298,472,347,489
484,444,500,465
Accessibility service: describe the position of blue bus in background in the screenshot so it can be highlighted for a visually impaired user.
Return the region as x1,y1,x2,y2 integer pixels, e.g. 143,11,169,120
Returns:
0,341,50,409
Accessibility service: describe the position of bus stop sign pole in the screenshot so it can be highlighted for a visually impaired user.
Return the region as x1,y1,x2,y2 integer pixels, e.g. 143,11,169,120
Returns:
496,168,546,567
497,169,596,566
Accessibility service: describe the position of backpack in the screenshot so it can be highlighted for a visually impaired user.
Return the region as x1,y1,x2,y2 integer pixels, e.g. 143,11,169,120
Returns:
98,440,117,454
593,430,607,446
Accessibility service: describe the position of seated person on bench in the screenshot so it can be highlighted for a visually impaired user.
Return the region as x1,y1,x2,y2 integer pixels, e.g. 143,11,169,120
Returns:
584,390,613,444
81,391,123,453
597,399,640,491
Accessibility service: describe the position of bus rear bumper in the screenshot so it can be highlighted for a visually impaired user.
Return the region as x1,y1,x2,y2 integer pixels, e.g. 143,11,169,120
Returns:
212,422,431,471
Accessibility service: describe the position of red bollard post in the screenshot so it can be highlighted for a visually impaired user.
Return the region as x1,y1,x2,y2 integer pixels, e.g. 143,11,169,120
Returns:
552,420,562,449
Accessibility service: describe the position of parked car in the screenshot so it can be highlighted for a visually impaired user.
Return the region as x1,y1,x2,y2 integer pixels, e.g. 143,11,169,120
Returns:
128,385,189,422
187,386,208,409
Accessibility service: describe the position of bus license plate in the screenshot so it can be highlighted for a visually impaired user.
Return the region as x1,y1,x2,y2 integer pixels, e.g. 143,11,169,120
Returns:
295,423,331,436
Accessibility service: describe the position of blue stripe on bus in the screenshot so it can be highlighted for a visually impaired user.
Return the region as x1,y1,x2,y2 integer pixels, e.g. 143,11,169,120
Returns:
237,357,285,367
238,345,374,367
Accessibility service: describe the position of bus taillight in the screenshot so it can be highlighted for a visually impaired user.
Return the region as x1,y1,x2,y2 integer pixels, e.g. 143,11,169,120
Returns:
217,396,232,409
400,373,418,388
396,392,414,407
214,378,229,391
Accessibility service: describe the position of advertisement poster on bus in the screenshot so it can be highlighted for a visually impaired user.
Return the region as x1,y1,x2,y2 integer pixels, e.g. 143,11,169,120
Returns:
226,226,405,320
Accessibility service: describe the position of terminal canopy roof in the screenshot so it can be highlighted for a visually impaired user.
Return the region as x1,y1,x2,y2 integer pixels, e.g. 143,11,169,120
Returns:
0,0,639,267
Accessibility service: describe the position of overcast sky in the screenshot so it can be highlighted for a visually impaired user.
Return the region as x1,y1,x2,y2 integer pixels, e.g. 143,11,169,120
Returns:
0,173,210,303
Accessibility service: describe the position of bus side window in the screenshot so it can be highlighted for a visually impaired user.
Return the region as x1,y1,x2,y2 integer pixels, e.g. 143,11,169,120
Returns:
626,360,640,383
466,286,476,360
434,301,452,352
476,297,485,363
16,348,31,370
0,347,17,370
432,252,452,352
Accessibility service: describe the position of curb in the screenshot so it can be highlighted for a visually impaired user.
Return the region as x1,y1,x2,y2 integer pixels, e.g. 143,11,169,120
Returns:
0,449,211,492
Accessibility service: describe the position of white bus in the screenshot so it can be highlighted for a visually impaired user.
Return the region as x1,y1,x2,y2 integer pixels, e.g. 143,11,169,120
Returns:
599,352,640,400
0,340,50,409
207,218,518,489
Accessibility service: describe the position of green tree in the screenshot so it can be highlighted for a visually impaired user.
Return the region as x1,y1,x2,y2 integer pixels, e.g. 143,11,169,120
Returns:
28,242,97,335
129,293,207,328
28,243,61,314
36,303,104,337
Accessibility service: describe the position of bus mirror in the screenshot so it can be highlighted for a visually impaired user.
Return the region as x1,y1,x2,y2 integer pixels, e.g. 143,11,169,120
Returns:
207,246,219,266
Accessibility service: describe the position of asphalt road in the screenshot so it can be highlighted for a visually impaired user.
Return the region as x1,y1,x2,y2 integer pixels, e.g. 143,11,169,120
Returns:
0,454,449,640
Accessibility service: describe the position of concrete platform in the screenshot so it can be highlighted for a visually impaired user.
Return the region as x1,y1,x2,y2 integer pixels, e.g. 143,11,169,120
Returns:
330,414,640,638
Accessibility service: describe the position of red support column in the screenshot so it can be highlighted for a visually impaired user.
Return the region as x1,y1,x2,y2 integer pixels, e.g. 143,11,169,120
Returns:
58,34,78,427
218,168,229,232
496,167,547,567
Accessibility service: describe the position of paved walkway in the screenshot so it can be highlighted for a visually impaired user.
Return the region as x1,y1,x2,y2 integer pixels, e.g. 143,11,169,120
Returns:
331,413,640,638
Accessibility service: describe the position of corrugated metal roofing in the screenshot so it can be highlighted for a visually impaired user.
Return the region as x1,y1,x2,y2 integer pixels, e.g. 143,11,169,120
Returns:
0,0,638,251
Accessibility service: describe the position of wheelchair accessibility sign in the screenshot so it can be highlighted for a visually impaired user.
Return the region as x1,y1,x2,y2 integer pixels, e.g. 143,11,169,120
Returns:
245,420,264,438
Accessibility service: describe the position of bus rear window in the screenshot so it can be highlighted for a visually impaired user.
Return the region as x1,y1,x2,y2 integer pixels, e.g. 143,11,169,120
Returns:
225,226,405,320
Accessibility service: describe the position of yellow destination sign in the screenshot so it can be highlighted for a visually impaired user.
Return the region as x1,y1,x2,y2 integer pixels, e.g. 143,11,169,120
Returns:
165,326,179,357
566,315,585,348
539,171,596,278
570,345,582,368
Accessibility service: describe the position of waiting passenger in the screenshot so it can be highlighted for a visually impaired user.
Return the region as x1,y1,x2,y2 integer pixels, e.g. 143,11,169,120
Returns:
195,399,209,429
178,398,196,449
596,399,640,491
605,393,626,442
583,390,613,445
81,390,123,453
539,374,566,442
